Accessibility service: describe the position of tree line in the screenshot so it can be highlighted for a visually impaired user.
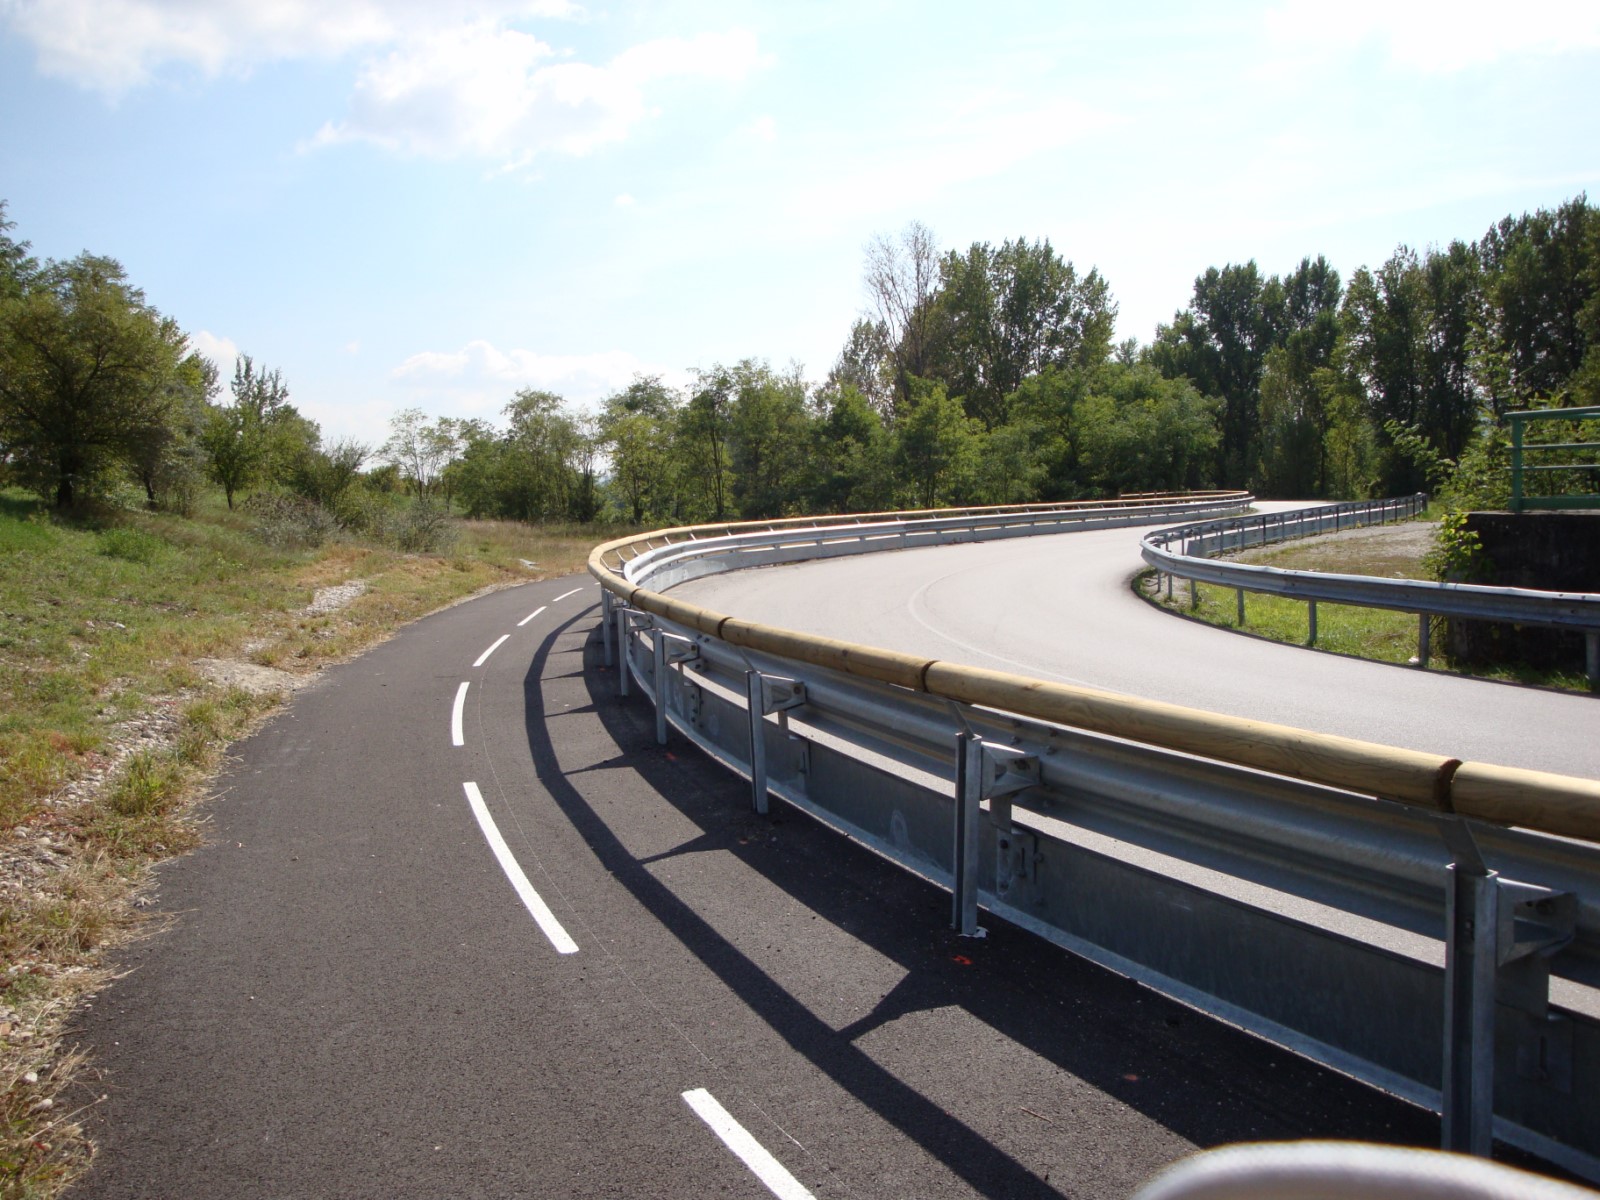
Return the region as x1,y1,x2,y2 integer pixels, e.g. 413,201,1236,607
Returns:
3,195,1596,530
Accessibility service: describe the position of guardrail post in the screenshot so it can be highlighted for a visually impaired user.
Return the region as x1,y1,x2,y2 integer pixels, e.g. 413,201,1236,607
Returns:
615,606,645,697
745,672,806,815
1588,632,1598,693
600,590,614,667
954,733,984,937
1418,614,1431,669
1307,600,1318,646
952,736,1039,937
1237,588,1246,626
650,629,700,745
1438,819,1577,1158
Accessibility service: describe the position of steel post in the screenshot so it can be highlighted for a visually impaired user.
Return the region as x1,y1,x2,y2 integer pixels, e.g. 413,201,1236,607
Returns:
652,628,669,745
1443,861,1499,1156
1418,613,1431,669
1308,600,1318,647
746,671,770,816
953,733,983,937
600,590,614,667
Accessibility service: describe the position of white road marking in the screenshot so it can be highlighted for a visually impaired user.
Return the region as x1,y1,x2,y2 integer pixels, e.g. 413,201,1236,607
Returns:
451,681,469,747
681,1089,815,1200
462,783,578,955
517,605,547,627
473,634,510,667
552,587,583,602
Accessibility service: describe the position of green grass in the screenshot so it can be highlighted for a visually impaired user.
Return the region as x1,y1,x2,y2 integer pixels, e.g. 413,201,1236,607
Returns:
1139,517,1591,692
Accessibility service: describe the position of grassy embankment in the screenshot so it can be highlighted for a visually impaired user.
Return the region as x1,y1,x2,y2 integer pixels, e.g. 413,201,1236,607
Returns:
0,488,603,1197
1138,517,1589,692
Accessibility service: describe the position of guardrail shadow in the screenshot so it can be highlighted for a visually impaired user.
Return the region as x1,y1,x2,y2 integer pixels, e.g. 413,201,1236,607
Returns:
523,610,1442,1194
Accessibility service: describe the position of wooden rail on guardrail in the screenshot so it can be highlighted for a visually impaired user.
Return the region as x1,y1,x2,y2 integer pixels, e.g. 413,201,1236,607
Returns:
589,497,1600,845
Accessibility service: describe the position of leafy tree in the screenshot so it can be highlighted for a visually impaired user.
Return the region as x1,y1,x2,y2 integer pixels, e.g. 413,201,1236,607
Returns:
1070,364,1219,495
894,378,980,507
825,318,895,417
805,383,891,513
129,351,214,512
727,361,810,519
598,376,678,524
678,368,736,521
0,201,38,301
201,355,311,508
1478,195,1598,411
381,408,463,499
0,253,189,508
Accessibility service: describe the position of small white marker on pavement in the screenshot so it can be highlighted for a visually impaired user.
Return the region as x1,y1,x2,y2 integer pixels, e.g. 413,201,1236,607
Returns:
451,681,469,747
473,634,510,667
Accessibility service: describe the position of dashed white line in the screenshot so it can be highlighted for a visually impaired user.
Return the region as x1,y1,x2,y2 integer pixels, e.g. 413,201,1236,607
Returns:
681,1089,815,1200
552,587,583,602
517,605,548,627
462,782,578,955
473,634,510,667
451,681,469,747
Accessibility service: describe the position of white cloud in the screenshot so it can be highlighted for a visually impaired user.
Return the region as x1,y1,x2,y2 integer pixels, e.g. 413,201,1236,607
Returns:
0,0,580,94
311,26,768,163
391,338,688,411
187,329,240,385
1265,0,1600,73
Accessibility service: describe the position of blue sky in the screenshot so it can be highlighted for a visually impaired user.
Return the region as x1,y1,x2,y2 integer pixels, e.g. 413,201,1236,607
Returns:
3,0,1598,443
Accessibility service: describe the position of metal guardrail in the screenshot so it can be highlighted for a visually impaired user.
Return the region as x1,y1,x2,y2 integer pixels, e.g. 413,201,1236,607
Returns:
1510,406,1600,513
1140,495,1600,688
586,495,1600,1180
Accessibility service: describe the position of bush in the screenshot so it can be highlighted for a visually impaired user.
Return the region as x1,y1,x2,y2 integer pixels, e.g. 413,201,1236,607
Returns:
241,491,338,548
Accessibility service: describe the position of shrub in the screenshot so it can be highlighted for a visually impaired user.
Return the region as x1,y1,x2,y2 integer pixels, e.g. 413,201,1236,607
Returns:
241,491,338,548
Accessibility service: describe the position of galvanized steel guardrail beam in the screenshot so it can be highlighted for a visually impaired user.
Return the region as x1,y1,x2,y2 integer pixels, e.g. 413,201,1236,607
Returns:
586,493,1600,1179
1139,495,1600,687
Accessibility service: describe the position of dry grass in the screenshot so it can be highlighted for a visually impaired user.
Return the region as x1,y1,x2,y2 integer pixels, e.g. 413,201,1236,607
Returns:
0,489,606,1198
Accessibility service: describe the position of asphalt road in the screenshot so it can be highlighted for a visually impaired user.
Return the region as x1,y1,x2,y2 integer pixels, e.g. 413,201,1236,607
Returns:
673,520,1599,780
69,571,1449,1200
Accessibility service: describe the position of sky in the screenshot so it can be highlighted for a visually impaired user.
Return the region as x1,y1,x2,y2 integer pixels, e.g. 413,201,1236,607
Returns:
2,0,1599,444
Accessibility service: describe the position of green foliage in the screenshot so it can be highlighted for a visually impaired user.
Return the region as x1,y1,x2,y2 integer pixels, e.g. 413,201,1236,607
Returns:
96,526,165,564
893,378,979,507
1422,510,1486,582
0,253,191,508
241,491,338,548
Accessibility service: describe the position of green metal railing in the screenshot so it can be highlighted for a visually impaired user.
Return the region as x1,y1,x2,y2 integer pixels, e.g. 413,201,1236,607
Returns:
1509,405,1600,511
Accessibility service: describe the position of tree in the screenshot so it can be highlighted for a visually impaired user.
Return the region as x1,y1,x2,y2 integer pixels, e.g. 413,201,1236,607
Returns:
200,354,310,508
678,368,736,521
128,351,214,512
863,221,941,415
894,378,980,507
0,201,38,302
381,408,463,499
928,237,1116,427
727,361,810,519
598,376,678,524
825,318,895,416
804,383,890,513
1071,364,1219,495
0,253,189,508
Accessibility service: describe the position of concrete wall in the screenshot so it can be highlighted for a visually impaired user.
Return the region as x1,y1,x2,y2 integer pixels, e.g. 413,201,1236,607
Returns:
1448,512,1600,671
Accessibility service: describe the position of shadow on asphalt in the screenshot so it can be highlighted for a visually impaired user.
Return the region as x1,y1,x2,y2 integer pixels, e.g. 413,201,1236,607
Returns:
523,611,1444,1198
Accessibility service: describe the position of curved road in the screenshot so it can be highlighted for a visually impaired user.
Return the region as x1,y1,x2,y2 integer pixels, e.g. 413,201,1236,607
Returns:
69,570,1450,1199
673,520,1599,780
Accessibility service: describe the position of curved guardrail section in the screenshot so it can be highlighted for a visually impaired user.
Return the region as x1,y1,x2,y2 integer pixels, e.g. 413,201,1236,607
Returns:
1140,495,1600,686
586,494,1600,1179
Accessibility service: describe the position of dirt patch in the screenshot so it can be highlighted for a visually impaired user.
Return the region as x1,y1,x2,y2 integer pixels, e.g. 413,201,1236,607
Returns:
192,659,304,696
1234,521,1438,579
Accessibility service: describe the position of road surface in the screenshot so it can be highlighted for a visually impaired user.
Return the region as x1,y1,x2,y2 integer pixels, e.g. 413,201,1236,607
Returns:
672,521,1598,779
70,569,1450,1199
